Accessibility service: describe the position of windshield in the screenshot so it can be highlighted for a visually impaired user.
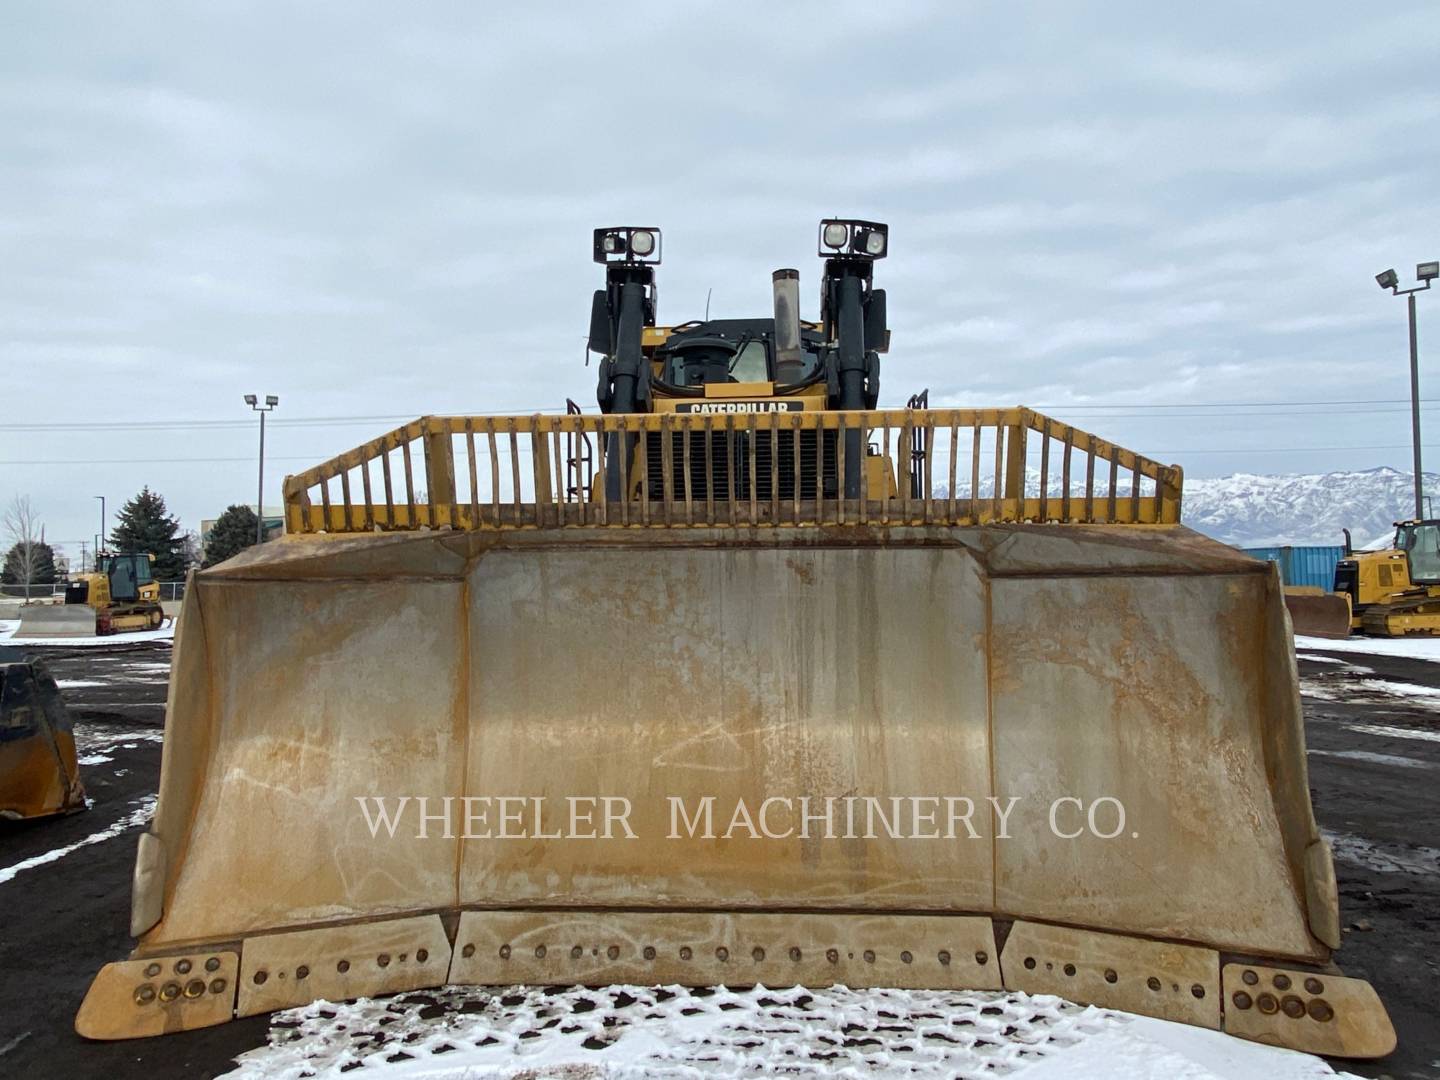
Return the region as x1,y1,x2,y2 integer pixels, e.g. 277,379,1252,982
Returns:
666,339,772,387
729,339,768,382
1396,524,1440,584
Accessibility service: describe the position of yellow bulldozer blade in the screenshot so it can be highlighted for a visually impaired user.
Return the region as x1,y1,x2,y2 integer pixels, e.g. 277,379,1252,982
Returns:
1282,586,1353,640
0,649,87,819
13,603,98,639
77,408,1395,1058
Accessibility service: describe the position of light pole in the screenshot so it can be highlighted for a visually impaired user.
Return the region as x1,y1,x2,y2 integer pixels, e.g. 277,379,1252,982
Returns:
1377,262,1437,520
244,394,280,544
93,495,105,554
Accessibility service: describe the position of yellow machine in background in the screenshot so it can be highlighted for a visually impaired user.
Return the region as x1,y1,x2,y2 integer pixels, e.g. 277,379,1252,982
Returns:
65,553,165,636
77,220,1395,1058
0,648,86,819
1333,519,1440,635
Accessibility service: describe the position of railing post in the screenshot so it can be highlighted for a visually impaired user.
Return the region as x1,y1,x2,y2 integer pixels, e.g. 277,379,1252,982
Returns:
1003,412,1028,510
1159,464,1184,524
422,418,457,520
283,475,309,534
533,416,555,511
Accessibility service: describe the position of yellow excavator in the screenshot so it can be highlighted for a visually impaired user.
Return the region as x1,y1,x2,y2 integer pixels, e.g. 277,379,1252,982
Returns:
77,220,1394,1059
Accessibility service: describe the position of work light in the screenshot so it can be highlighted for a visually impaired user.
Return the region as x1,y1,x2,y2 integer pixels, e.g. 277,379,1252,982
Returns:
817,219,889,259
630,229,656,256
593,226,662,264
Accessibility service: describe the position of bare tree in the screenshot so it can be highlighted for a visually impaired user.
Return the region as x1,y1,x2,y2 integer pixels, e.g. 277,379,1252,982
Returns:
3,495,46,587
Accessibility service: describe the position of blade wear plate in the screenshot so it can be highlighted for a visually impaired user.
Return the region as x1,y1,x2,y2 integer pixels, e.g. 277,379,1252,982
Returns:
75,951,238,1040
237,915,453,1018
1221,962,1396,1059
448,910,1002,991
1001,920,1220,1028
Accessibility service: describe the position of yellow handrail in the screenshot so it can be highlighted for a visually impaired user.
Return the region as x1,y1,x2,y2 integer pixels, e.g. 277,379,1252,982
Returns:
281,408,1183,534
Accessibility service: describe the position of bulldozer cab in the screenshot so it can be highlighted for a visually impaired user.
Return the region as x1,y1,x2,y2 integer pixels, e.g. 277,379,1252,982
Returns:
656,319,824,388
1393,520,1440,585
83,552,156,606
104,553,153,604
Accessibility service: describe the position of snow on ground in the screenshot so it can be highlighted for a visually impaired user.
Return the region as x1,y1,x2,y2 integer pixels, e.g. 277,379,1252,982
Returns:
1294,634,1440,663
1308,747,1434,770
1324,830,1440,877
1346,721,1440,743
73,727,164,754
0,795,155,885
1301,676,1440,711
222,983,1357,1080
0,621,175,646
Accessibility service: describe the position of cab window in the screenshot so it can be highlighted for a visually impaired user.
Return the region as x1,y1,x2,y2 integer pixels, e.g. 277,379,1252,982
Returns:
1398,524,1440,584
666,339,771,386
729,340,768,383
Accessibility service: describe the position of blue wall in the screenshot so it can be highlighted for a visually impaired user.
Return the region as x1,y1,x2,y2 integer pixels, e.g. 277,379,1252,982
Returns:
1241,545,1346,590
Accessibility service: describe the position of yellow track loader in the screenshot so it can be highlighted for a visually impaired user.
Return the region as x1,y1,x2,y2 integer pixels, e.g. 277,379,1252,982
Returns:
18,553,166,638
1333,520,1440,635
78,221,1394,1058
0,647,86,819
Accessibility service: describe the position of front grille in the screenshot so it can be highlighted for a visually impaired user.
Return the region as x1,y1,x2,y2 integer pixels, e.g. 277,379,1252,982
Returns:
645,429,839,502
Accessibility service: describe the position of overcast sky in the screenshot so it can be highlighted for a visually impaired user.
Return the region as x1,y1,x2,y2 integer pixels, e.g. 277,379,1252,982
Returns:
4,2,1439,563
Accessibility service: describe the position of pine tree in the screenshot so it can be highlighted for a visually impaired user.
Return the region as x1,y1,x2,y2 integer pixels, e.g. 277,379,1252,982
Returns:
2,540,57,585
109,487,186,580
201,505,260,568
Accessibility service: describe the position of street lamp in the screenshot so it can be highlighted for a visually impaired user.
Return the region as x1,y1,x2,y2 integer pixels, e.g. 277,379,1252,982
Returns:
93,495,105,555
244,394,280,544
1377,262,1436,520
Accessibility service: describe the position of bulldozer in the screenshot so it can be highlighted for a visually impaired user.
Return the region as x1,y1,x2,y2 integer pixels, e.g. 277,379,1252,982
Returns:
1332,519,1440,635
77,220,1395,1058
17,552,168,638
0,646,86,819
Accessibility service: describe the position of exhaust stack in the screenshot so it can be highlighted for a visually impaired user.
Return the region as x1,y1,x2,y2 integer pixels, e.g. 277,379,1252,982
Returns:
772,268,804,384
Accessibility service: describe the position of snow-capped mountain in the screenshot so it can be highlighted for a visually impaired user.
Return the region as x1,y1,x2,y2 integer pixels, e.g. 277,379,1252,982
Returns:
1181,467,1439,548
936,465,1435,549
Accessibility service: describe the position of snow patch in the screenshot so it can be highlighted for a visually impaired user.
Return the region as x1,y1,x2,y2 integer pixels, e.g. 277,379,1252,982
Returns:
74,727,164,753
0,623,175,646
1346,722,1440,744
0,795,156,885
1324,830,1440,876
221,983,1358,1080
1294,635,1440,663
1308,748,1433,770
1302,676,1440,711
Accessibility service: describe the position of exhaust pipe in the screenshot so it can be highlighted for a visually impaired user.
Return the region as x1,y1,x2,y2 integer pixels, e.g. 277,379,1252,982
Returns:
772,269,804,384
